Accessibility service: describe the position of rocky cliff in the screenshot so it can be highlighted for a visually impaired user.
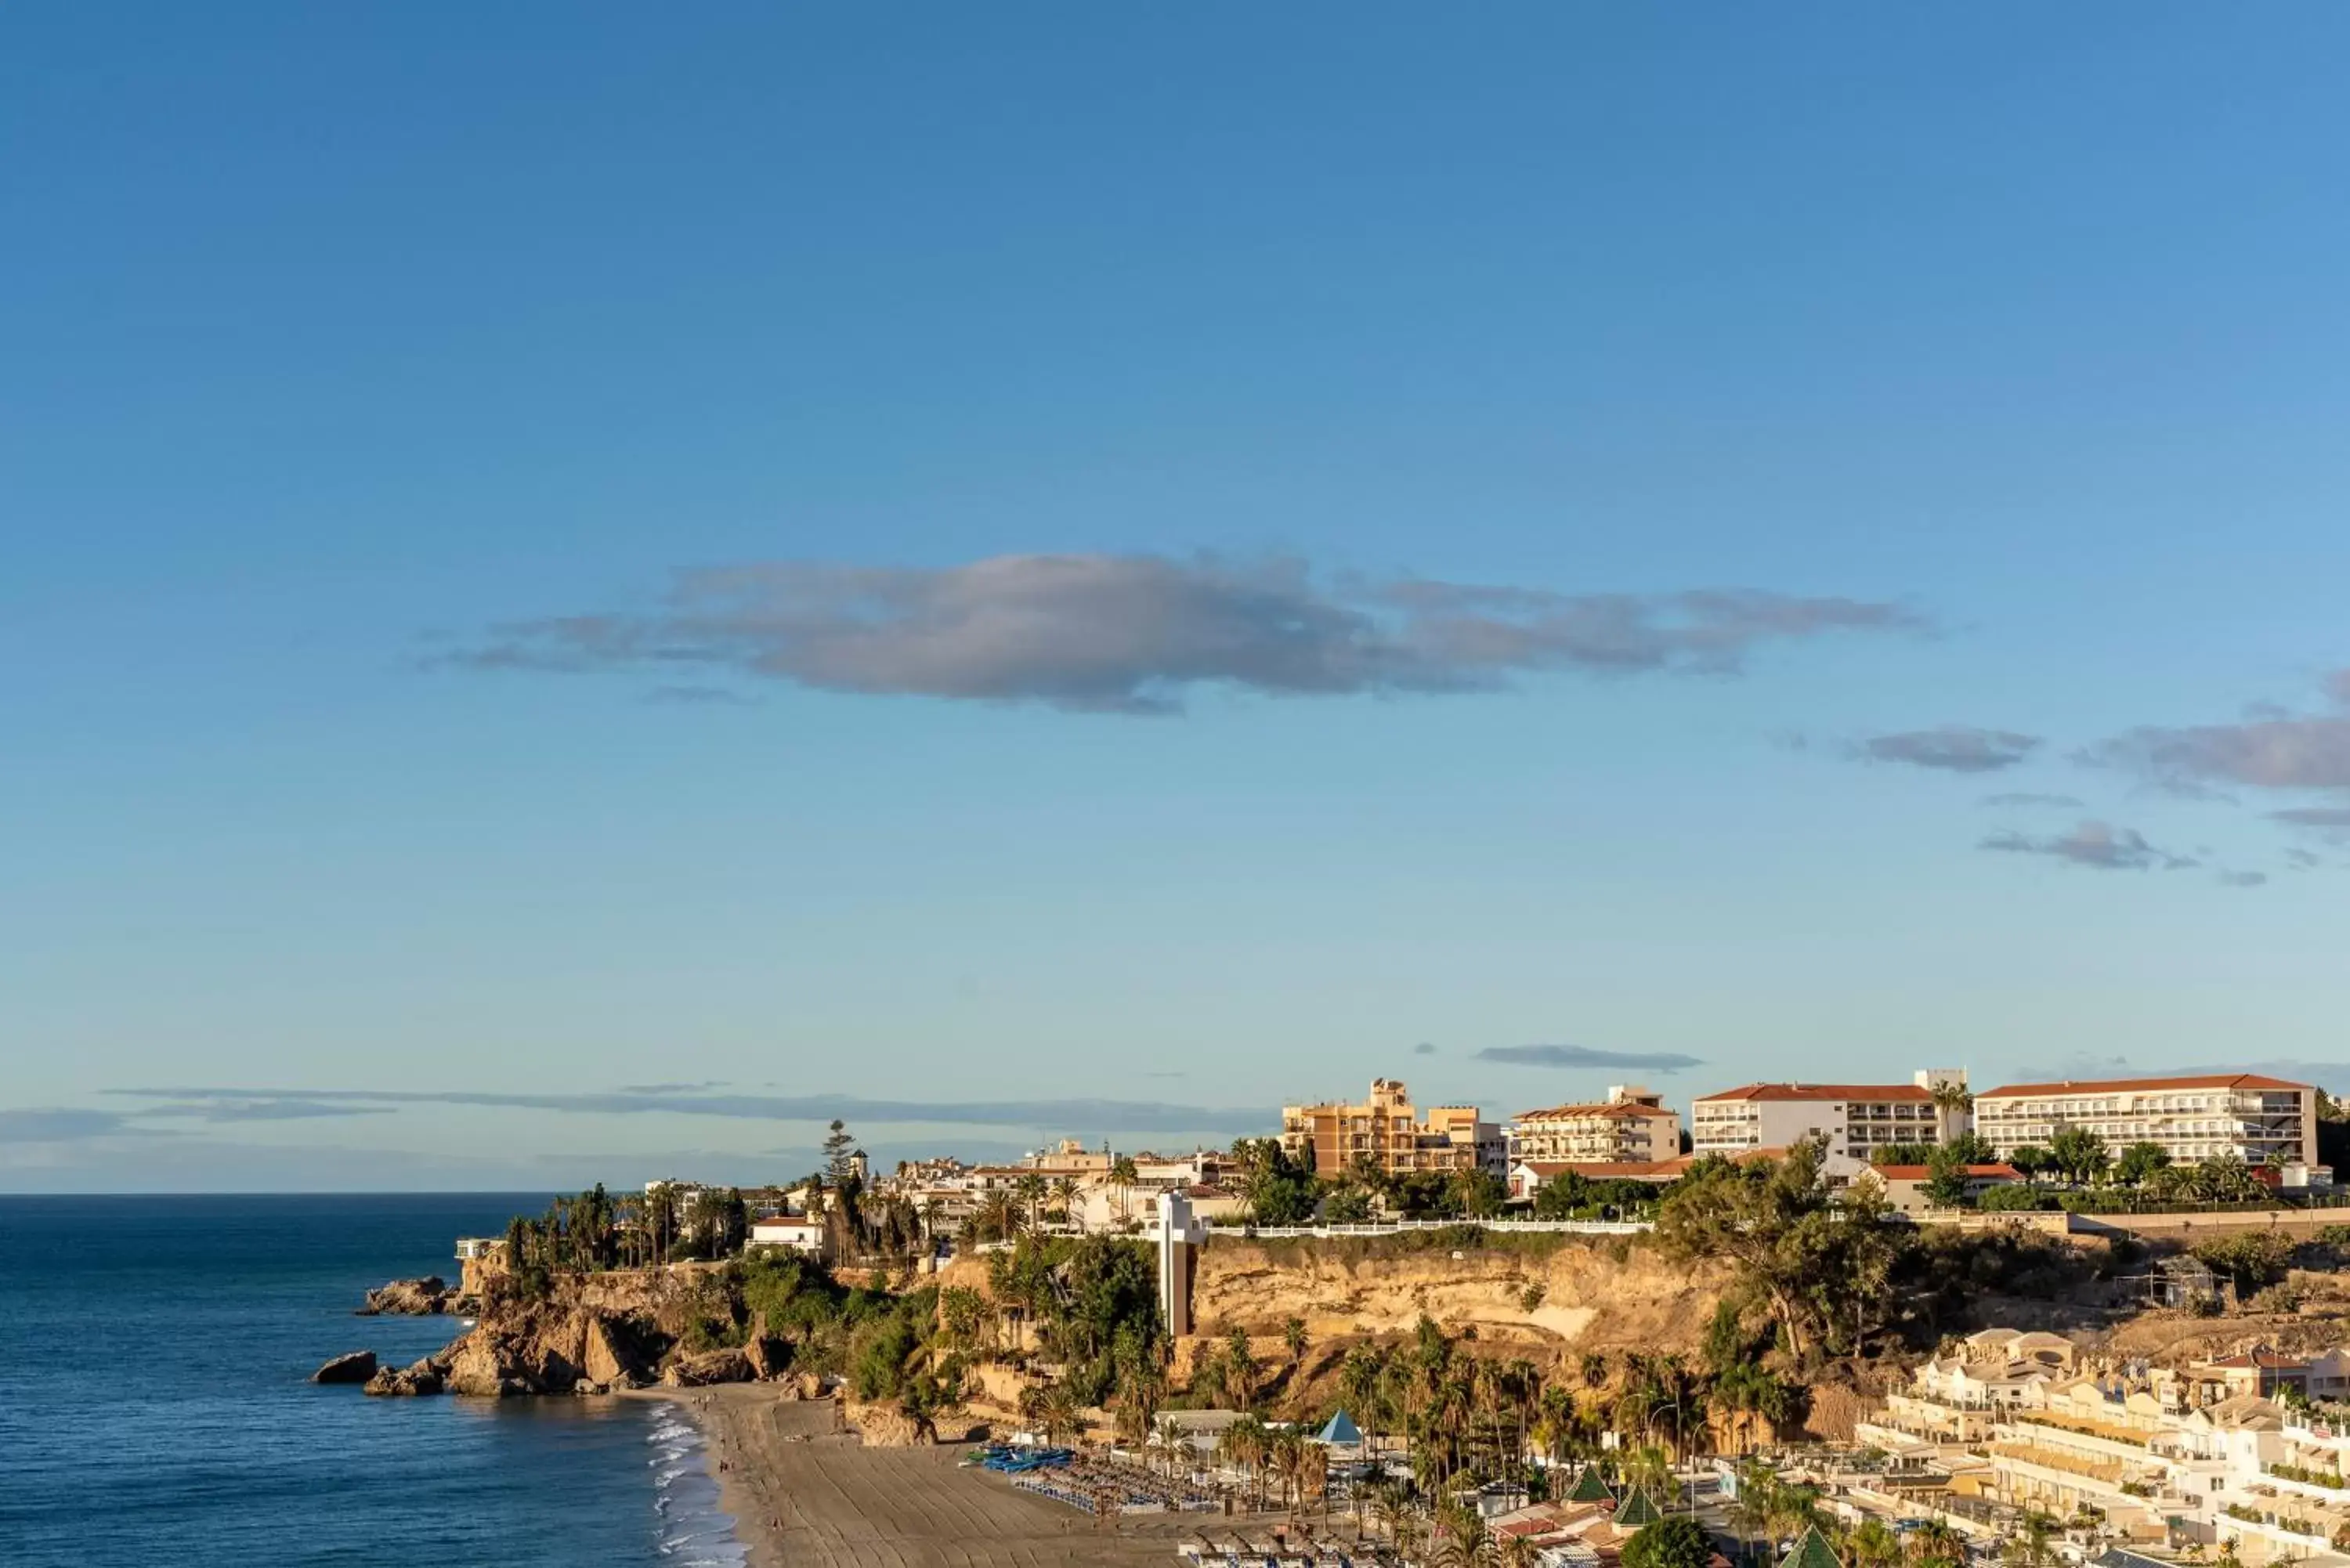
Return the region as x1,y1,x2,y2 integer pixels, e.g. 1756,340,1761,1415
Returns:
1188,1232,1731,1365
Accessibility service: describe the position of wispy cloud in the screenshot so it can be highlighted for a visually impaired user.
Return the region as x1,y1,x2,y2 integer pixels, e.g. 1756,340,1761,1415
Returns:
2085,674,2350,793
1474,1043,1705,1072
1979,792,2085,809
2216,869,2269,888
106,1086,1271,1137
643,685,757,707
0,1108,137,1143
446,554,1927,715
1857,726,2040,773
1412,1042,1439,1057
1978,820,2196,872
139,1098,394,1123
2271,807,2350,831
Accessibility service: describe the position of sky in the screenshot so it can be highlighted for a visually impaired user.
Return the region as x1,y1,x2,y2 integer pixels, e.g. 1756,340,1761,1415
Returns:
6,5,2350,1191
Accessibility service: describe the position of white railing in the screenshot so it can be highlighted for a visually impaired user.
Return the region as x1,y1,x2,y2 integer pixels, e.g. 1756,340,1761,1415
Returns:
1221,1216,1651,1239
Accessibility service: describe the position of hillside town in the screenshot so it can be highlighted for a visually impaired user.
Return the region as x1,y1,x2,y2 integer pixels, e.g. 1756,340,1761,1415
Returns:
417,1068,2350,1568
623,1069,2334,1259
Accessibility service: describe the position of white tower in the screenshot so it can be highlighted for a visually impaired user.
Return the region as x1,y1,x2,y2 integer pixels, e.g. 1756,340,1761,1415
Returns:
1152,1189,1207,1336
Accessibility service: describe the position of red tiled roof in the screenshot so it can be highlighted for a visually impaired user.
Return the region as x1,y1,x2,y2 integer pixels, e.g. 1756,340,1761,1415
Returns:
1514,1102,1671,1122
2205,1353,2310,1370
1698,1082,1932,1104
1979,1073,2314,1098
1520,1159,1685,1180
1518,1148,1788,1181
1872,1163,2022,1181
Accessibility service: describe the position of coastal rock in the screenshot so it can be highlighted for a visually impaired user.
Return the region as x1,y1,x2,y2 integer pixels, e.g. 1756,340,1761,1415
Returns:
744,1332,788,1382
844,1398,926,1447
662,1348,754,1388
363,1357,445,1396
583,1315,646,1386
357,1276,459,1316
313,1350,378,1384
443,1333,521,1397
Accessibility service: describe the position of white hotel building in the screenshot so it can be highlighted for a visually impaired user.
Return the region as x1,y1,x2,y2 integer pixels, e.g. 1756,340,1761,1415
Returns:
1689,1070,1970,1163
1972,1073,2320,1168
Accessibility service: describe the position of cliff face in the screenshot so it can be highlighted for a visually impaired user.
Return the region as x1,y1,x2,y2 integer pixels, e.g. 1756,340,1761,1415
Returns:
436,1266,710,1396
1186,1235,1731,1365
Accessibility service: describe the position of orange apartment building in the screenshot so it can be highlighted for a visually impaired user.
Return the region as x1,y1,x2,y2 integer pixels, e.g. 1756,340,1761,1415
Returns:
1281,1078,1504,1177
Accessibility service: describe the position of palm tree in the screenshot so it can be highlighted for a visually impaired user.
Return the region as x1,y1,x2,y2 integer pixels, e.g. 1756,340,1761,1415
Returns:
1271,1429,1309,1523
975,1188,1021,1243
1849,1518,1902,1568
1907,1518,1965,1568
1623,1441,1674,1502
1285,1316,1309,1369
1014,1172,1047,1234
1725,1462,1777,1561
1373,1484,1415,1552
1220,1414,1273,1508
2002,1514,2057,1568
1341,1345,1387,1460
1037,1378,1086,1447
1112,1154,1141,1224
1050,1174,1082,1231
1224,1328,1260,1411
1434,1500,1497,1568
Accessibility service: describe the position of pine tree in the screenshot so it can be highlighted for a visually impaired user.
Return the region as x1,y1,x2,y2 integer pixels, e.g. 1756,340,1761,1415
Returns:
822,1119,857,1180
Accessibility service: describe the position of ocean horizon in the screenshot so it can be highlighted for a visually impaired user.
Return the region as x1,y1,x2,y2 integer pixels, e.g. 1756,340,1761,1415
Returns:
0,1193,746,1568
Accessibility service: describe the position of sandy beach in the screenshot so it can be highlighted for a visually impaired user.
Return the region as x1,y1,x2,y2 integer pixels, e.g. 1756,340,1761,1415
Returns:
649,1386,1231,1568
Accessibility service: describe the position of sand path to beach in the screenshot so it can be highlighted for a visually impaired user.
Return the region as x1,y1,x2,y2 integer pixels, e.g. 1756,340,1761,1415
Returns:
656,1386,1243,1568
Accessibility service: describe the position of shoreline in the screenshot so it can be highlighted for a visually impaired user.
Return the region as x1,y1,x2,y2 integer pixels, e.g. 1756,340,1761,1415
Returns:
634,1385,1247,1568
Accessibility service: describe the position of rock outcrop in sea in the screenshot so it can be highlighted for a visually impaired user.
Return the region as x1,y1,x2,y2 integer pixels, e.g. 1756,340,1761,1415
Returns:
363,1353,448,1396
312,1350,378,1384
356,1276,464,1316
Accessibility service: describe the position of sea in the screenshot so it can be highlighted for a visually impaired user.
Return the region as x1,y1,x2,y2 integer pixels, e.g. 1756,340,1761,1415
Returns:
0,1194,747,1568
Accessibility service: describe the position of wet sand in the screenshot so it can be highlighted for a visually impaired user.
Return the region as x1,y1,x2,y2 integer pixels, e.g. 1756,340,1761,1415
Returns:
648,1386,1217,1568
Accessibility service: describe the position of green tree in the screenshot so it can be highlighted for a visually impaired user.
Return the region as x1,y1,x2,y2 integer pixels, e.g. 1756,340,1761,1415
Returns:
1656,1136,1903,1363
1942,1131,1998,1165
1452,1169,1508,1219
2008,1145,2051,1180
1921,1144,1973,1209
2047,1125,2110,1185
1110,1154,1141,1223
2194,1230,2295,1292
1622,1516,1713,1568
1231,1138,1318,1226
822,1119,857,1180
1532,1169,1597,1219
1849,1516,1901,1568
2115,1141,2172,1185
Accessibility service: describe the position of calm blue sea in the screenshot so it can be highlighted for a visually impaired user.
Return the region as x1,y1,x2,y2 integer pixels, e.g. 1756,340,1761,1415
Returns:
0,1194,745,1568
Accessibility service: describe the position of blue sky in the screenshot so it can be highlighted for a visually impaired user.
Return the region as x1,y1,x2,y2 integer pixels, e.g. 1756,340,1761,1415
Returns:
7,6,2350,1190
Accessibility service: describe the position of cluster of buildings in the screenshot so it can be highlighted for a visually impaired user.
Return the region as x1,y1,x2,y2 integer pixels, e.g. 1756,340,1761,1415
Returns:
1849,1328,2350,1566
667,1068,2330,1264
1278,1071,2327,1208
